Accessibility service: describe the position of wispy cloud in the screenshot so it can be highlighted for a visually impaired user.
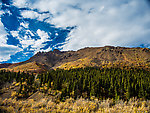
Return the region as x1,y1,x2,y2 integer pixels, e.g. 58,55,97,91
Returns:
0,45,21,62
0,18,21,62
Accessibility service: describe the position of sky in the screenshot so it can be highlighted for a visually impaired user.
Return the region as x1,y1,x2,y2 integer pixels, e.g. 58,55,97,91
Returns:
0,0,150,63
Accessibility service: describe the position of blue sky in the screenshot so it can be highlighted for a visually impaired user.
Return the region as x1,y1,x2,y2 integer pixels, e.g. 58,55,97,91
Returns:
0,0,150,63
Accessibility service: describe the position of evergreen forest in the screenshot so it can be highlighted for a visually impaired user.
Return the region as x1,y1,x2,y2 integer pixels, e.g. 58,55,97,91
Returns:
0,67,150,101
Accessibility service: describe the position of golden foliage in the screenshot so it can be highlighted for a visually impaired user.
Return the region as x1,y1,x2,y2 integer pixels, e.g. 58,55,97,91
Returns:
0,97,150,113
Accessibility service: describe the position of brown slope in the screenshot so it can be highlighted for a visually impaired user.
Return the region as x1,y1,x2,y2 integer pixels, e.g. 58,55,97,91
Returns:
1,46,150,72
0,62,46,73
56,46,150,69
0,63,12,68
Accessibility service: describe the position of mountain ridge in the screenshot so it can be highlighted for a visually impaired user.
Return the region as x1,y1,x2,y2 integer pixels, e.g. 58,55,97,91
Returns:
1,46,150,73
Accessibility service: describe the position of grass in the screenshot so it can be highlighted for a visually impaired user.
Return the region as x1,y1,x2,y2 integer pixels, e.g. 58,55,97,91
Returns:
0,62,45,73
0,75,150,113
0,96,150,113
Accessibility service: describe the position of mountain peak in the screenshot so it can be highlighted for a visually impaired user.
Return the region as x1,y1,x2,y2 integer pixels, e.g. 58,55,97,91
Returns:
53,49,61,53
1,46,150,72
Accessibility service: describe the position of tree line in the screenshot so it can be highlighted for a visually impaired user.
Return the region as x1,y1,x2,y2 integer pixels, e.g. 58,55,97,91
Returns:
0,67,150,100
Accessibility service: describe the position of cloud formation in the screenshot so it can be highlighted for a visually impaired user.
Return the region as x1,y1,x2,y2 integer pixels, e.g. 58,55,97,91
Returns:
21,10,50,21
0,0,71,63
0,18,21,61
0,45,21,62
30,0,150,50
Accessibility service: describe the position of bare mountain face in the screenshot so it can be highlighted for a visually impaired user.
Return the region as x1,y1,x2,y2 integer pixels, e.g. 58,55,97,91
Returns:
0,63,12,68
1,46,150,72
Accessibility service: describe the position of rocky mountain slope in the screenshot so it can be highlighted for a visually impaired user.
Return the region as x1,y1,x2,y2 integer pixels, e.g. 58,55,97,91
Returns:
1,46,150,72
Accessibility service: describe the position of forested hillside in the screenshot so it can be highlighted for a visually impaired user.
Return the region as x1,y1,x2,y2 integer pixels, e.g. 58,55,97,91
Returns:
1,67,150,100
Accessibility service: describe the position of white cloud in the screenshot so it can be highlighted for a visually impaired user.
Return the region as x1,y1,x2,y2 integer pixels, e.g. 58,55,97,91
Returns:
21,10,50,21
0,19,22,62
26,30,34,36
10,31,19,37
30,0,150,50
20,22,29,28
36,29,49,41
19,35,34,48
0,45,21,62
32,29,50,53
12,0,29,8
0,10,4,16
0,18,8,45
18,29,50,53
21,10,39,19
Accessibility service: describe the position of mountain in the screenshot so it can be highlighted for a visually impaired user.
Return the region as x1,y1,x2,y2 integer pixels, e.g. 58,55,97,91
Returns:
1,46,150,73
0,46,150,113
1,1,150,64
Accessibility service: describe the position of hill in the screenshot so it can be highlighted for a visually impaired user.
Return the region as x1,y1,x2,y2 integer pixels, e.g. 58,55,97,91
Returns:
0,67,150,112
1,46,150,72
0,63,12,68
